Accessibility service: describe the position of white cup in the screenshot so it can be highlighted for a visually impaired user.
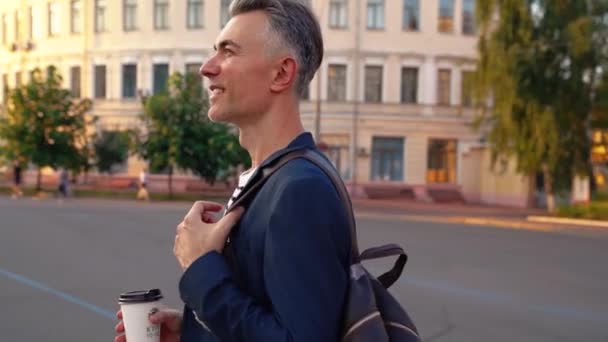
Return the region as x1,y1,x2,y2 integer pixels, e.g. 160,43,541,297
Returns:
119,289,163,342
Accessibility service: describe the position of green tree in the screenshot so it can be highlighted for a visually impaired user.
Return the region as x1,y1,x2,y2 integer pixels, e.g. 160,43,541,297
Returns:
93,129,132,174
474,0,608,211
0,67,92,191
137,72,249,197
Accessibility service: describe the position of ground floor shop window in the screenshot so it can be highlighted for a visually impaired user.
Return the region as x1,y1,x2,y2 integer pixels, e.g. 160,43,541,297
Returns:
371,137,404,181
592,130,608,192
326,145,350,180
427,139,457,184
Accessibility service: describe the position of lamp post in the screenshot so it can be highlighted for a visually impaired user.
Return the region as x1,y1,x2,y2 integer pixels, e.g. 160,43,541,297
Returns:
349,0,362,195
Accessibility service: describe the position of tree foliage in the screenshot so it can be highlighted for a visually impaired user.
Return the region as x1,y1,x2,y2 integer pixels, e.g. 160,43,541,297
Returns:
93,129,132,174
474,0,608,209
137,72,250,195
0,66,93,190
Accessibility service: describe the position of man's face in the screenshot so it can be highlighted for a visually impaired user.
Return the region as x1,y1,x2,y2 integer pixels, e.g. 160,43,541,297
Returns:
201,11,278,125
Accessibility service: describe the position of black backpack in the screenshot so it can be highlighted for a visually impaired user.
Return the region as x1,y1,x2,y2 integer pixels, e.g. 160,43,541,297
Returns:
229,149,420,341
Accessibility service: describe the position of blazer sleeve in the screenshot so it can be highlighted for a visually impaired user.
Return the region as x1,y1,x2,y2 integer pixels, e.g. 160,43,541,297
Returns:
179,174,350,342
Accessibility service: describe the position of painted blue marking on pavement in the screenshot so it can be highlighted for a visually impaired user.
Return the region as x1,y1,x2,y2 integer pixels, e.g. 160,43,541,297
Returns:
0,267,115,320
405,277,608,324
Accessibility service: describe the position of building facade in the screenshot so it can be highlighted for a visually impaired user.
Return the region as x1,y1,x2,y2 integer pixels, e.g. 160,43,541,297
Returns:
0,0,534,207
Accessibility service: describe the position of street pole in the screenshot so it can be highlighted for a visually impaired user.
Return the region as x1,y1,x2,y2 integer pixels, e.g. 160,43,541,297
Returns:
312,0,327,144
350,0,361,195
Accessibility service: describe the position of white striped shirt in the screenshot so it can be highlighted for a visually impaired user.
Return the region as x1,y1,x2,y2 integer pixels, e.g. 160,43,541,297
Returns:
226,168,257,209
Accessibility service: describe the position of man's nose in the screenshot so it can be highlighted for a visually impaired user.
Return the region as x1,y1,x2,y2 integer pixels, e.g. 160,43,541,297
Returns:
201,55,220,78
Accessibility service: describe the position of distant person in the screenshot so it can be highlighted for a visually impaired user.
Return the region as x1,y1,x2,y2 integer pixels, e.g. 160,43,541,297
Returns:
136,168,150,201
11,161,23,199
57,168,69,199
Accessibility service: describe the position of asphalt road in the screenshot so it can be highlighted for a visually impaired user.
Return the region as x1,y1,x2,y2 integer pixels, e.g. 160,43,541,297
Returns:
1,196,607,341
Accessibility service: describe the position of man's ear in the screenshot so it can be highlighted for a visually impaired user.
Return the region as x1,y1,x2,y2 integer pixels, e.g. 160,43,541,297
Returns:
270,57,297,93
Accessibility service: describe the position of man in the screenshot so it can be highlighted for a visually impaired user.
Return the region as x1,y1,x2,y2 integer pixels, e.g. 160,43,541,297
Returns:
57,168,70,199
11,160,23,199
136,167,150,201
115,1,351,341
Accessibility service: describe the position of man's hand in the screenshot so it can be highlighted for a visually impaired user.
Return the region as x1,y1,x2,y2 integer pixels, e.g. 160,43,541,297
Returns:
174,201,245,270
115,308,182,342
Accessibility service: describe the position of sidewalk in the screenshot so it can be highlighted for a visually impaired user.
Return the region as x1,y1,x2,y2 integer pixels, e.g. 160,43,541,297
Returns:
352,198,608,231
353,198,545,219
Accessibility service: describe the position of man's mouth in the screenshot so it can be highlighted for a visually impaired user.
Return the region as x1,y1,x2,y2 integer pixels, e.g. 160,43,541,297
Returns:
209,86,225,97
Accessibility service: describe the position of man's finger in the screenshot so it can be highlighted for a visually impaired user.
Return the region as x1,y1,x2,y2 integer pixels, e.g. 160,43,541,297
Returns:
149,309,183,331
114,334,126,342
149,310,175,324
115,321,124,333
202,213,213,223
219,207,245,231
188,201,224,216
116,310,123,320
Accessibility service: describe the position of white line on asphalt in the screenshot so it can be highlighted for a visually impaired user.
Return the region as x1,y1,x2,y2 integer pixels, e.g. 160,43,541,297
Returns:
0,267,115,320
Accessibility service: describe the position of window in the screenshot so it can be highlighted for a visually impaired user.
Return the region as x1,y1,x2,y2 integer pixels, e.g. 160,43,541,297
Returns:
185,63,200,76
70,66,81,98
427,139,457,184
154,0,169,30
185,63,203,95
364,66,382,103
371,137,404,181
71,0,82,34
2,74,8,103
462,0,476,35
437,69,451,106
14,11,20,41
29,6,43,40
47,66,57,81
220,0,231,28
153,64,169,94
326,144,350,180
438,0,454,33
367,0,385,30
122,64,137,98
95,0,107,32
461,71,474,107
187,0,204,28
28,8,32,39
327,64,347,102
48,2,60,37
124,0,137,31
403,0,419,31
94,65,107,99
15,72,21,88
401,67,418,103
1,14,6,44
329,0,348,29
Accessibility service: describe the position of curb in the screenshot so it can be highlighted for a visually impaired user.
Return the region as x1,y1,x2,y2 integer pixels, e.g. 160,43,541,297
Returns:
527,216,608,228
356,212,555,232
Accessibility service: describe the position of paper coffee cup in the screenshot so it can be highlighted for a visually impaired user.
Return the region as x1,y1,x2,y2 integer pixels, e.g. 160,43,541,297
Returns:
119,289,163,342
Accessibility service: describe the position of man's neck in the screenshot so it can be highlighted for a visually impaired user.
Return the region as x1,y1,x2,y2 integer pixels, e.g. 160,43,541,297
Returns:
239,106,305,169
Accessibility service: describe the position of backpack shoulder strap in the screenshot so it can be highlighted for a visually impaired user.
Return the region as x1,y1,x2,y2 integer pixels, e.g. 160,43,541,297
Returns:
227,149,360,263
295,150,360,263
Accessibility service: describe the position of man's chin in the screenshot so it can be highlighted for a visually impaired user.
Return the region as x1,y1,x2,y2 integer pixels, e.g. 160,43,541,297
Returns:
207,110,224,123
208,110,233,124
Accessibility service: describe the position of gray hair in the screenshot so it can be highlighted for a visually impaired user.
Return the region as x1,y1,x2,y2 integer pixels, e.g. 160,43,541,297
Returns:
229,0,324,96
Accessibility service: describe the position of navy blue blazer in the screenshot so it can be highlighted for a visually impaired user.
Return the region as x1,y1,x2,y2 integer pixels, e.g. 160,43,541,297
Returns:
179,132,352,341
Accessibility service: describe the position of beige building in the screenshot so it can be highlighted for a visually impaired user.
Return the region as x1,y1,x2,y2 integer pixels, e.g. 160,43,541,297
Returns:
0,0,533,207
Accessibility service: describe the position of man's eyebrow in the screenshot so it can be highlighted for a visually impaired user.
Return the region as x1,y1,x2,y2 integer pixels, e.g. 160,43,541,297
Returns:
213,40,242,51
